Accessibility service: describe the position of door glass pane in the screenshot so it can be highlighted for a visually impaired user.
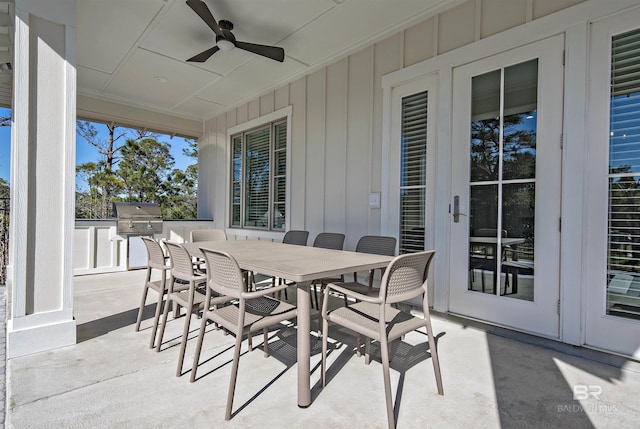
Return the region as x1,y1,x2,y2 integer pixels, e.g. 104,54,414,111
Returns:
502,183,535,301
504,60,538,180
399,91,427,253
468,59,537,300
471,70,500,182
607,27,640,319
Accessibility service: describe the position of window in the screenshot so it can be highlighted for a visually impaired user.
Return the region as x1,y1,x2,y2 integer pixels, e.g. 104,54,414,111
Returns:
607,27,640,319
230,118,287,231
399,91,428,253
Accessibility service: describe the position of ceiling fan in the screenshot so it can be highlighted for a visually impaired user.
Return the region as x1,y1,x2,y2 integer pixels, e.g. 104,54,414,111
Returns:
186,0,285,63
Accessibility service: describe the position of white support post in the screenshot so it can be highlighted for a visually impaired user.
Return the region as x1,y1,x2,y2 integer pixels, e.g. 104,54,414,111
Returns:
7,0,77,358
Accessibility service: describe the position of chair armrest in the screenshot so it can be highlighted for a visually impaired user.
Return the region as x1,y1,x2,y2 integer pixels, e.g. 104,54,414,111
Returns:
324,282,383,304
240,283,291,300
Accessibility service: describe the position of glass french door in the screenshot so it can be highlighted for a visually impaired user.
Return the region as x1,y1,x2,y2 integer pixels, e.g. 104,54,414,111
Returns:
449,35,564,338
585,9,640,359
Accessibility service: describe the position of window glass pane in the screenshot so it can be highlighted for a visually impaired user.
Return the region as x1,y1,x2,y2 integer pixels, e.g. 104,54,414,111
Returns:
503,60,537,180
400,188,425,254
274,121,287,150
471,70,500,182
232,135,242,158
231,204,240,226
401,92,427,188
273,203,285,230
607,28,640,320
607,176,640,319
244,127,270,228
399,91,427,253
274,150,286,176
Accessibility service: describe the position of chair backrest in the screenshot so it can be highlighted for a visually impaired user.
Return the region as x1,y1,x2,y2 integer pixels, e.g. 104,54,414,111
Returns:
141,237,167,269
355,235,397,256
379,250,435,305
164,241,197,280
190,229,227,242
283,230,309,246
312,232,345,250
201,248,246,298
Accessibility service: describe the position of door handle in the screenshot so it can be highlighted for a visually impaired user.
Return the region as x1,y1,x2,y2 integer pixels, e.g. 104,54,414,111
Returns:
453,195,467,223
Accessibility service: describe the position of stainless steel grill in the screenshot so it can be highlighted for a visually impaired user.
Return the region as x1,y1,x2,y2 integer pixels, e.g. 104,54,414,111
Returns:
113,202,163,235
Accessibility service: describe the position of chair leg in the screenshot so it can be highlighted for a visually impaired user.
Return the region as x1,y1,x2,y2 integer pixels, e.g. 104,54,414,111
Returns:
424,313,444,395
380,338,395,429
356,334,362,357
365,338,372,365
263,328,269,357
176,285,196,377
321,318,328,387
313,282,320,310
135,285,149,332
190,312,209,383
156,293,173,352
149,293,165,349
225,323,245,420
176,303,193,377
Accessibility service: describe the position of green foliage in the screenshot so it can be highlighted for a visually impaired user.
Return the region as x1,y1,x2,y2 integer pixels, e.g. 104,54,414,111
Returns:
75,122,198,219
117,138,174,202
0,177,8,198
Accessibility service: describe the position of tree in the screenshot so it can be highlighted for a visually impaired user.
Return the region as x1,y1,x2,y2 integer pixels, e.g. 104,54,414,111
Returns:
75,162,105,218
0,177,8,198
160,138,198,219
76,121,155,218
117,137,174,204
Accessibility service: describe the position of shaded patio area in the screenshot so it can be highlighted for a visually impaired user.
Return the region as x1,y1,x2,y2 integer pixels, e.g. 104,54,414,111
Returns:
6,270,640,428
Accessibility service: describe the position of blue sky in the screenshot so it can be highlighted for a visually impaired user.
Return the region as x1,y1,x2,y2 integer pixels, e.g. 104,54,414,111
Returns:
0,107,195,184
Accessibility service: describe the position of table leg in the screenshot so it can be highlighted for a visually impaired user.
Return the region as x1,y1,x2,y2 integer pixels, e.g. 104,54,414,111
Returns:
297,280,311,408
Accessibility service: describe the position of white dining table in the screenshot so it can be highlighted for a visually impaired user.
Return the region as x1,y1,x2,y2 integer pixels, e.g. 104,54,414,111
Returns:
182,239,394,408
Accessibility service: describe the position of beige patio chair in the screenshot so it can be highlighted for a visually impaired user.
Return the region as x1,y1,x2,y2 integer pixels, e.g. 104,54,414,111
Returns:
189,228,227,273
334,235,397,303
136,237,173,348
190,228,227,242
321,250,443,429
310,232,345,309
269,230,310,299
155,241,209,377
190,248,297,420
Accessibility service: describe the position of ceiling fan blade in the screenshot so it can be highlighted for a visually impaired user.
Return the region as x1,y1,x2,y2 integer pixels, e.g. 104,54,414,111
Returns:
235,41,285,62
186,0,223,37
187,46,220,62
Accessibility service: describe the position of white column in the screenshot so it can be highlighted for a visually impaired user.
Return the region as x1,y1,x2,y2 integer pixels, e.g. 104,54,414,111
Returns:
7,0,77,358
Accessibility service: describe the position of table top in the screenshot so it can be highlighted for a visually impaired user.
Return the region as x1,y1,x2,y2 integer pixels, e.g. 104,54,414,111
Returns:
182,240,394,283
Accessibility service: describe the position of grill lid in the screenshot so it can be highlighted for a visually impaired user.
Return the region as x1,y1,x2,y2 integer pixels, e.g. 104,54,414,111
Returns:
113,202,162,219
113,202,163,235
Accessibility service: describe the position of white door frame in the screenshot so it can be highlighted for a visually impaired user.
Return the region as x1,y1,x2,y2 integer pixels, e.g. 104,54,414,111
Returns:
448,35,564,339
584,8,640,359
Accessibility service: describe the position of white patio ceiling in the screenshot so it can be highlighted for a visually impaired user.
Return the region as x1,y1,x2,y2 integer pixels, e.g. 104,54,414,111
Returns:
72,0,460,123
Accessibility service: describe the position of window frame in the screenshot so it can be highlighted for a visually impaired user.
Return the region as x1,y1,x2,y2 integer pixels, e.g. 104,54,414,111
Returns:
381,75,438,255
226,106,292,233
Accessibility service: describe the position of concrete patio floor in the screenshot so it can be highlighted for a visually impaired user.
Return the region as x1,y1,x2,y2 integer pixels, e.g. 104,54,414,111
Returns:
5,269,640,428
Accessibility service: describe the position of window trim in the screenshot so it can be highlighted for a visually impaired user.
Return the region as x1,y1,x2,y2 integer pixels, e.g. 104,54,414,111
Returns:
226,106,292,233
381,76,438,255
